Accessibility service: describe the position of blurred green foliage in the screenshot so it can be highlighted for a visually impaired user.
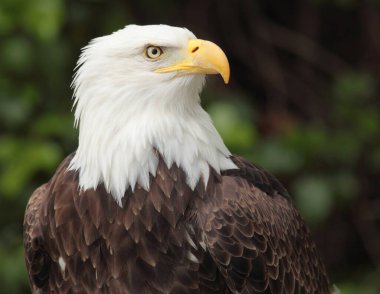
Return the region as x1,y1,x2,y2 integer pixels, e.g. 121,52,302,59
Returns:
0,0,379,293
0,0,73,292
210,70,378,227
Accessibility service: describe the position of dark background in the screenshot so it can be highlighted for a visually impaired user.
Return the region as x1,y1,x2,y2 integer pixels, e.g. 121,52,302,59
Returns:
0,0,379,293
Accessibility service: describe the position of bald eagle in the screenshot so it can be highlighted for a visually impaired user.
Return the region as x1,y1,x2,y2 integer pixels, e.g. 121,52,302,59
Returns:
24,25,331,293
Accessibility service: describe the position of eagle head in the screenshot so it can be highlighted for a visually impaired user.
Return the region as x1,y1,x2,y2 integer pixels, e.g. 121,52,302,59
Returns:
69,24,236,205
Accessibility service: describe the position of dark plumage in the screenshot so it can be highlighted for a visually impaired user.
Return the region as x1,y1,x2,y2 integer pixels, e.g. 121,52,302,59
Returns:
24,24,331,294
24,154,331,293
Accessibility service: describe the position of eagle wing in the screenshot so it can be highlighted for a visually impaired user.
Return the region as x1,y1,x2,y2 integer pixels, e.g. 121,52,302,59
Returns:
24,184,51,293
24,154,331,293
202,156,331,294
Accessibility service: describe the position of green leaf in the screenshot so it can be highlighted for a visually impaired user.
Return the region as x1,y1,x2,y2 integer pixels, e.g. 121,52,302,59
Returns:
0,84,38,127
21,0,64,41
330,172,358,204
0,139,62,197
294,175,333,226
32,112,75,140
253,138,305,174
325,131,360,165
0,244,29,293
285,126,328,160
208,101,257,153
333,72,375,102
0,36,33,73
0,8,14,34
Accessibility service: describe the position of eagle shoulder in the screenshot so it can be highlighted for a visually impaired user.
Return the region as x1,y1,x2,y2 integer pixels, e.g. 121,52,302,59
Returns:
223,155,289,198
23,155,76,293
199,155,331,293
24,183,51,292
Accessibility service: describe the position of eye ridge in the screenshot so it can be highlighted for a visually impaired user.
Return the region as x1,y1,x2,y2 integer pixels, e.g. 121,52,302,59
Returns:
146,46,163,59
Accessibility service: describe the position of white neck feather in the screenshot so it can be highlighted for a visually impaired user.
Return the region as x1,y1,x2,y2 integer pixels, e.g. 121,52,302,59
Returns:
69,73,237,206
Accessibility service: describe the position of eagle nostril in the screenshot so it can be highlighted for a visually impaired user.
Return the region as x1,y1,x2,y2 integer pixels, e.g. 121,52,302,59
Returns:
191,46,199,53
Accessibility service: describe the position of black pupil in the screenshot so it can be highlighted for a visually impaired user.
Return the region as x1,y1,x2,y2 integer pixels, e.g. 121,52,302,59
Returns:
151,48,158,55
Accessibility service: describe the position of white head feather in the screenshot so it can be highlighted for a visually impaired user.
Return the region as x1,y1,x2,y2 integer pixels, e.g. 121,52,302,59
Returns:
69,24,237,206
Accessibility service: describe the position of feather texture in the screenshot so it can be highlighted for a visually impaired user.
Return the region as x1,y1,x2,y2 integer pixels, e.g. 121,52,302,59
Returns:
68,25,237,205
24,154,331,293
24,24,331,293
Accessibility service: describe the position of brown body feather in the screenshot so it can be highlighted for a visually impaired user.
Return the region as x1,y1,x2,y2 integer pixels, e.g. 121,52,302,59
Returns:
24,154,330,293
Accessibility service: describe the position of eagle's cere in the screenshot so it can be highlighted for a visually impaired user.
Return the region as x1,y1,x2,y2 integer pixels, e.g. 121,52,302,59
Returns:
24,24,332,293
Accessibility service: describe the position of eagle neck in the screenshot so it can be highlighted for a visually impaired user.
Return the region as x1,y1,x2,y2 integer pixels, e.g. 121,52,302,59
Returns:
69,77,237,206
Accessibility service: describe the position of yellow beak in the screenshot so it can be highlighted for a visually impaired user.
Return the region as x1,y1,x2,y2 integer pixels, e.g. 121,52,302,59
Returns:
155,39,230,84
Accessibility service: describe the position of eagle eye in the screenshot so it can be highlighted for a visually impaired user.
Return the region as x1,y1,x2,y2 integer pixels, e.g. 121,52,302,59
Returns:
145,46,163,60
